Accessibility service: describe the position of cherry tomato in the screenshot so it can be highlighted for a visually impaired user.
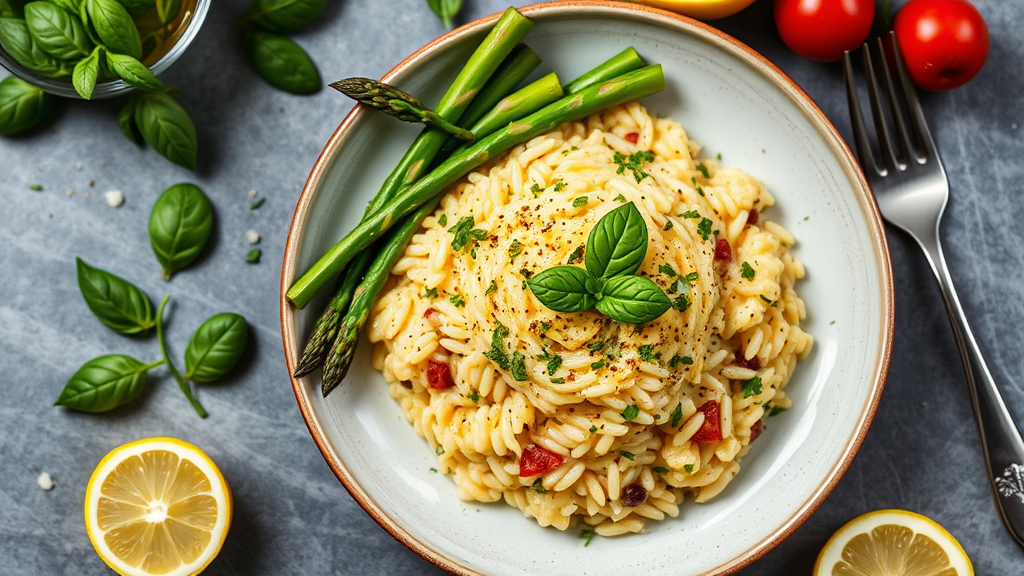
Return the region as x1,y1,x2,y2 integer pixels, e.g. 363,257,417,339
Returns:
774,0,875,62
894,0,989,91
691,401,723,443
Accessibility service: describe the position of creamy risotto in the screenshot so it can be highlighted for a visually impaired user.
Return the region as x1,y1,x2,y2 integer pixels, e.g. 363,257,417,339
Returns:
366,102,812,536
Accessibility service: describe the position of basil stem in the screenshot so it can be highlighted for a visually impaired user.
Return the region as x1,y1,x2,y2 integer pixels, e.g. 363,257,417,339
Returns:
155,295,207,417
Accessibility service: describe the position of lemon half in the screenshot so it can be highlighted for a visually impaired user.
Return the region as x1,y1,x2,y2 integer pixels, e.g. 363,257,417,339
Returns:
635,0,758,21
814,509,973,576
84,438,232,576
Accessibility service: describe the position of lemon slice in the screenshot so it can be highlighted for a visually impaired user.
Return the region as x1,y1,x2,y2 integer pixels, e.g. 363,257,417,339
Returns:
84,438,232,576
634,0,758,21
814,509,973,576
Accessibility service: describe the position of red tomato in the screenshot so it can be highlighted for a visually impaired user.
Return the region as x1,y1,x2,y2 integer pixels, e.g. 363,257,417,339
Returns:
519,445,565,477
894,0,989,91
692,401,723,443
426,360,454,390
774,0,875,62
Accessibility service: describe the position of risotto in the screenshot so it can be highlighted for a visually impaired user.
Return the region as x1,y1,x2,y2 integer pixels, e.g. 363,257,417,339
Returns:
366,102,812,536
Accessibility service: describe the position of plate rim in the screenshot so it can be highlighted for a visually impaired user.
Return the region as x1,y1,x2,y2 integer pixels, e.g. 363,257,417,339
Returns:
279,2,895,574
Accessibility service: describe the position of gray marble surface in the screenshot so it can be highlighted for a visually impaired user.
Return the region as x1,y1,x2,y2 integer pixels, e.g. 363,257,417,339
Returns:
2,0,1022,574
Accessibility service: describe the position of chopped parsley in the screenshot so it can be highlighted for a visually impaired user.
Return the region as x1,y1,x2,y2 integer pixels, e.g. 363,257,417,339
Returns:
448,216,488,252
467,392,480,403
485,280,498,295
679,209,700,219
436,446,444,455
587,339,606,352
572,196,588,207
530,478,547,494
669,355,693,368
246,249,261,264
663,220,673,231
742,376,763,398
590,359,605,370
429,467,438,473
620,450,635,461
760,294,778,307
423,287,439,299
530,182,543,197
696,186,705,197
682,271,699,283
520,267,533,279
550,377,565,384
511,351,528,381
589,425,598,433
695,163,710,178
540,322,551,333
483,322,511,370
683,464,695,474
659,263,677,277
553,180,567,192
638,345,654,362
545,354,563,376
250,197,266,210
567,245,585,264
614,193,627,202
672,294,690,312
670,402,683,427
438,214,447,226
28,184,42,191
621,404,640,421
508,239,524,263
768,405,788,417
653,466,670,474
697,217,713,241
579,529,595,547
613,150,655,183
741,261,755,280
449,294,465,307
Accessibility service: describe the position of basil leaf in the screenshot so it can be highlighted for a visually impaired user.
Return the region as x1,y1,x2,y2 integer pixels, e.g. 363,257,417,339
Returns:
594,275,671,324
54,354,154,412
72,45,101,99
154,0,179,24
585,202,648,279
24,1,92,60
76,257,155,334
115,0,153,16
245,0,329,34
0,0,21,18
425,0,462,29
184,313,249,383
527,266,596,313
133,91,197,169
106,52,162,91
148,182,213,279
0,16,73,77
243,31,319,95
85,0,140,58
49,0,81,15
117,95,141,144
0,75,50,135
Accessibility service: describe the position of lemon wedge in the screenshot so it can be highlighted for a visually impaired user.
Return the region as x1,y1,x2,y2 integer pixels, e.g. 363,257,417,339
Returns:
84,438,232,576
634,0,758,21
814,509,973,576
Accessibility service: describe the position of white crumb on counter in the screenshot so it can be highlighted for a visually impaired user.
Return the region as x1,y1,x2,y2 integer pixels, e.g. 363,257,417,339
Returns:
246,230,261,244
248,189,257,197
74,162,83,171
37,472,54,491
104,190,124,207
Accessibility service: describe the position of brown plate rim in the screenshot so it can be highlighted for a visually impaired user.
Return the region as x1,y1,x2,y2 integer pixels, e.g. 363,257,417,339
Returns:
279,2,894,574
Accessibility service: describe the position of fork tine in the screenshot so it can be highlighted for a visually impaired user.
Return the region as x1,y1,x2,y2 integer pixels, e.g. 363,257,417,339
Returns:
886,31,940,162
874,36,913,166
843,50,880,176
862,42,901,175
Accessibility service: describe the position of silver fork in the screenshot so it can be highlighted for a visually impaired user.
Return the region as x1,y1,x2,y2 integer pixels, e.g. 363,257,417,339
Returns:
845,32,1024,548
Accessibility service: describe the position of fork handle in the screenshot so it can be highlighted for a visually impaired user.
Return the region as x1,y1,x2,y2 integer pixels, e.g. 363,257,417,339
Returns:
916,228,1024,548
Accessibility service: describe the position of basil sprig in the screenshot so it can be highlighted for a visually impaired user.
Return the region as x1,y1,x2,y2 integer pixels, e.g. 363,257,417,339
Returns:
527,202,671,324
148,182,213,279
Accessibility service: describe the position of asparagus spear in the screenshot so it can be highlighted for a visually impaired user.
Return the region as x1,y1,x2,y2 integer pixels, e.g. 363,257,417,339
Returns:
330,78,477,141
457,44,541,132
563,47,644,94
287,64,666,309
292,7,532,377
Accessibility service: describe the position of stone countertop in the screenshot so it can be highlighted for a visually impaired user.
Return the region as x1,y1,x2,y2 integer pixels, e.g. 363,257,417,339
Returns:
2,0,1022,573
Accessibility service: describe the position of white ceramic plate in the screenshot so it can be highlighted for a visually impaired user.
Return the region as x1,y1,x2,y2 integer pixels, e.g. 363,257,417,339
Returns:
281,3,893,574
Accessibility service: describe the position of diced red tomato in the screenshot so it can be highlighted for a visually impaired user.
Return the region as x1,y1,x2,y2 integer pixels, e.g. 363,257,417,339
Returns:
625,132,639,144
692,401,722,443
750,419,765,441
426,360,454,390
519,444,565,477
746,208,758,226
735,354,761,371
714,238,732,262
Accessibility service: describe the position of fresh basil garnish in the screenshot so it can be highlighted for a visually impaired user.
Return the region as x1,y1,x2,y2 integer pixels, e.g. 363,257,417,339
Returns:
24,1,92,60
0,17,73,77
54,354,160,412
85,0,141,59
106,51,163,91
133,92,198,170
527,266,596,313
184,313,249,383
0,76,50,135
585,201,648,279
72,45,101,99
243,31,320,95
148,182,213,279
76,257,156,334
594,275,671,324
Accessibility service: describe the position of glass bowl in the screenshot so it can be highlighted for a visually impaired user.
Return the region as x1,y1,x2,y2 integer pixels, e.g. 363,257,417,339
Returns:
0,0,210,99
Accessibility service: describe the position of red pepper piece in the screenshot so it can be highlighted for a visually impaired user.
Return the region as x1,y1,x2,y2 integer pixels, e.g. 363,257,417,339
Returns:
746,208,759,226
714,238,732,262
735,354,761,371
750,419,765,441
519,444,565,478
625,132,639,144
426,360,454,390
692,401,722,443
